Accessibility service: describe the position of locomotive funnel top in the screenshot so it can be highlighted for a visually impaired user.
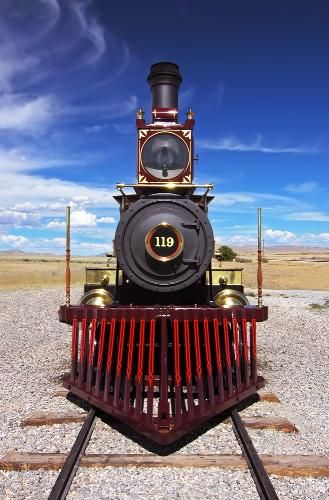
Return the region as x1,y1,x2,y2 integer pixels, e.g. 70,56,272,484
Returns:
147,62,182,117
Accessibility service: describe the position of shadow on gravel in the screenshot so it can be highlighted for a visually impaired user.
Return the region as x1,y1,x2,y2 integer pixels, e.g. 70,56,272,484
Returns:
66,392,260,456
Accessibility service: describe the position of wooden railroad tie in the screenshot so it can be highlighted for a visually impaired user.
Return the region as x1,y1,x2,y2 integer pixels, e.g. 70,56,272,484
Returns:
1,452,328,477
21,412,297,433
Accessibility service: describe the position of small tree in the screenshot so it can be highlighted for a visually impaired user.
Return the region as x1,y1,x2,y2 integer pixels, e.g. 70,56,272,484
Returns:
218,245,237,261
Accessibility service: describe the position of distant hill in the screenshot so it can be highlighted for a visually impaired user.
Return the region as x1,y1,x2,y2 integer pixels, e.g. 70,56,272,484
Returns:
228,245,328,253
0,249,26,255
0,250,56,256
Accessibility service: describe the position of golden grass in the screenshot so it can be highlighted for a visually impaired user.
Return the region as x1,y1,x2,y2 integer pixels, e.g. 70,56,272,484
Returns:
0,249,328,291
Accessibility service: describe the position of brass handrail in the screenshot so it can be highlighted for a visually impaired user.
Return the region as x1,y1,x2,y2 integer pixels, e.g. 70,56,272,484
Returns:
116,183,214,190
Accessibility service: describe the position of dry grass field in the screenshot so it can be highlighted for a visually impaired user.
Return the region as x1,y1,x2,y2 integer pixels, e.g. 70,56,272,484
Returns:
0,247,328,291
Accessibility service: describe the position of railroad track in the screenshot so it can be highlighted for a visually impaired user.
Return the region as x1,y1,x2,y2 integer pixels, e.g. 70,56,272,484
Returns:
46,406,279,500
2,390,329,499
48,408,97,500
230,409,278,500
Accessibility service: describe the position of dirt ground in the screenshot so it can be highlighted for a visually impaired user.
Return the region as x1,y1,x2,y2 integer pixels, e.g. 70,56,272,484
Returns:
0,248,328,291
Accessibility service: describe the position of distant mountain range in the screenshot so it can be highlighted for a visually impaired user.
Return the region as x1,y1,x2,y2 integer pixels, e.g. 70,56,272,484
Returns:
0,245,327,257
0,250,55,256
229,245,328,253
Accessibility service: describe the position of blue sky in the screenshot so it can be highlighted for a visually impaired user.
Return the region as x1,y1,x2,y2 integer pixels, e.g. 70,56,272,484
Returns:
0,0,328,255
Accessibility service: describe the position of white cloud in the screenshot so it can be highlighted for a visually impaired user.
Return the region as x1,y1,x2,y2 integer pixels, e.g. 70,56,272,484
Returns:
71,209,97,227
0,234,30,247
318,233,329,242
227,234,257,245
209,191,305,213
71,0,106,66
0,94,56,133
46,214,116,231
285,211,329,222
264,229,297,242
211,193,255,206
84,124,108,133
0,209,40,226
12,202,38,213
284,181,318,193
62,95,138,119
97,216,116,224
198,134,319,154
46,220,65,229
0,170,116,211
0,147,81,173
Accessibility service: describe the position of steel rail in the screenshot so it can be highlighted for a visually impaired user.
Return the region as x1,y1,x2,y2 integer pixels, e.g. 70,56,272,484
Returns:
48,408,97,500
230,408,279,500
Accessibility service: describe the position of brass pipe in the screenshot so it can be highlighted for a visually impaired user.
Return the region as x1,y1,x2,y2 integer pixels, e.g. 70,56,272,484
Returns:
257,208,263,308
116,183,214,190
66,206,71,306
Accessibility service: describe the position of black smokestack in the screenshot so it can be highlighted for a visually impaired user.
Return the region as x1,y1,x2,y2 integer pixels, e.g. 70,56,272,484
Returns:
147,62,183,111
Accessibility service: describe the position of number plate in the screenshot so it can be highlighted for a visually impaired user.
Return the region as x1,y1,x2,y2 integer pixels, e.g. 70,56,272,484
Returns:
145,222,184,262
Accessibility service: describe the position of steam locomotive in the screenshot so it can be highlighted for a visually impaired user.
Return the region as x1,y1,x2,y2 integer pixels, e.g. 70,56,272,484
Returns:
59,63,268,445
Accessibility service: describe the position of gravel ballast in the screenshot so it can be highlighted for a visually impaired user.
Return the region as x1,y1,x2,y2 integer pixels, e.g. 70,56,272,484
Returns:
0,287,328,499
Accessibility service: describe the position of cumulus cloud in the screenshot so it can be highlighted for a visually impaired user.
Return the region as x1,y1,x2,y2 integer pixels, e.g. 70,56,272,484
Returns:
0,209,40,226
71,209,97,227
0,234,30,248
265,229,296,242
97,216,116,224
264,229,296,242
46,220,65,228
0,170,116,211
318,232,329,242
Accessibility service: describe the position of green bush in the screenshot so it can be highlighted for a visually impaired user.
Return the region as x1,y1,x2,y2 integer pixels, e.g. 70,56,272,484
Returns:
218,245,237,261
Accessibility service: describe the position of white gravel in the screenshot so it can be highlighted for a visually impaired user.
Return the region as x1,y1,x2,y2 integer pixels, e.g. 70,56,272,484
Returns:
0,287,328,499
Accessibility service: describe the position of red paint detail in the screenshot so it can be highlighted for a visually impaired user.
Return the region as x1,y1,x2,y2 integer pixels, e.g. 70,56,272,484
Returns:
203,319,212,374
116,318,126,375
79,318,87,363
106,318,116,371
137,320,145,384
233,317,240,367
223,319,231,367
213,318,222,370
252,318,257,359
183,320,192,383
148,319,155,387
242,319,248,364
72,318,78,361
193,320,202,378
88,319,97,367
126,319,136,380
97,319,106,370
174,319,181,386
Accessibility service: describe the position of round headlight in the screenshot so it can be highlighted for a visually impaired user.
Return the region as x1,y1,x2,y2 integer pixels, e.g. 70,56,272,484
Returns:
141,133,189,180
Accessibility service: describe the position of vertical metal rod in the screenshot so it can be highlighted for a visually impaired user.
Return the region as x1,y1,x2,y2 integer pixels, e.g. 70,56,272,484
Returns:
66,206,71,306
257,208,263,308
